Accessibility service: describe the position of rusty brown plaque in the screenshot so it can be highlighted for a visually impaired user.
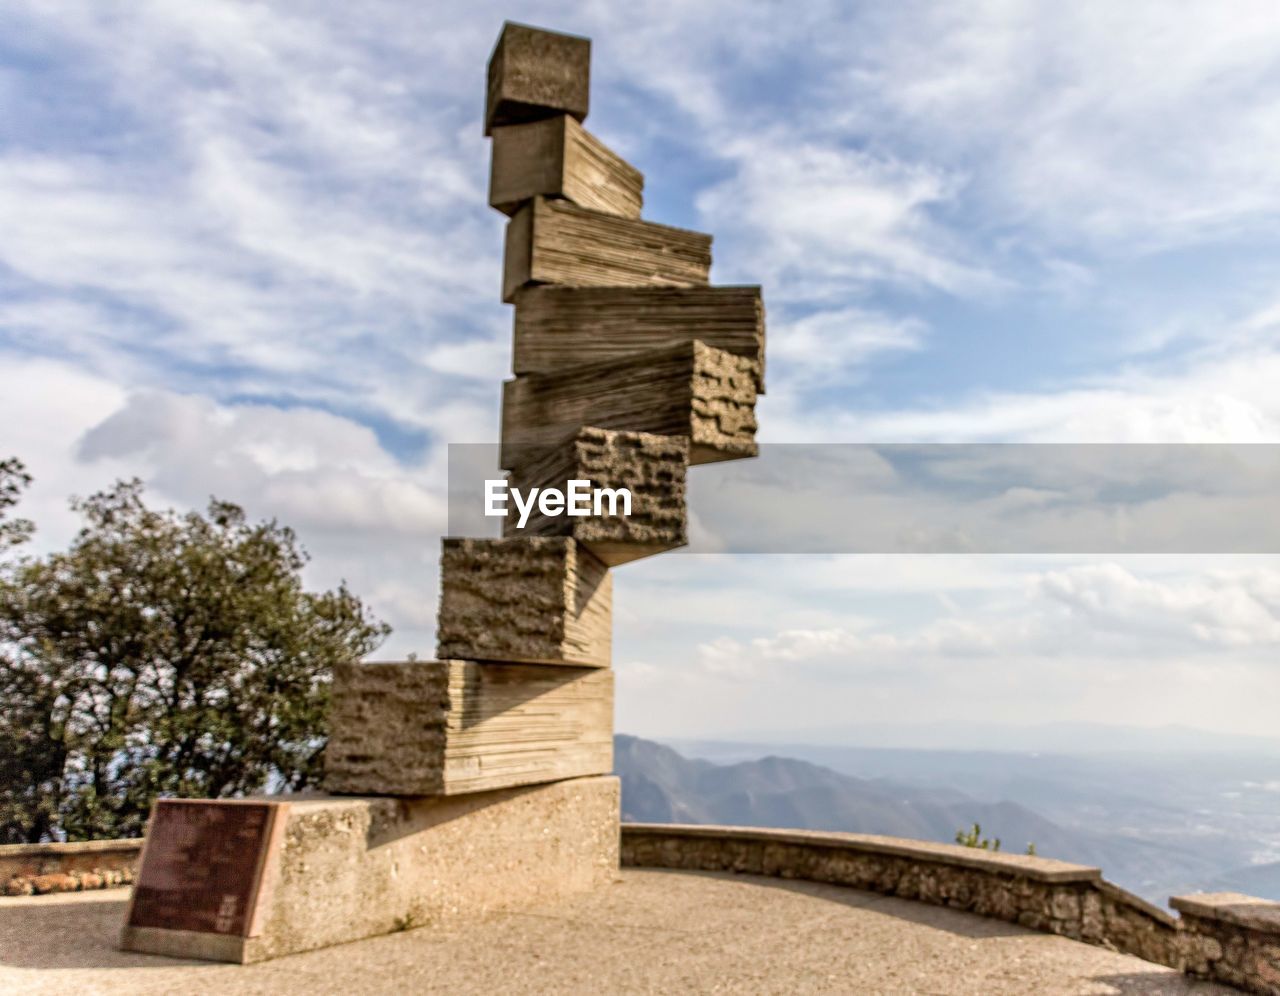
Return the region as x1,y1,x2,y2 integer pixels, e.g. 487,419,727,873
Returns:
126,799,284,936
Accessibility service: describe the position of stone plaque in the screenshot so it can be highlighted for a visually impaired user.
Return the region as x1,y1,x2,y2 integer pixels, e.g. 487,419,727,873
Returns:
126,799,287,937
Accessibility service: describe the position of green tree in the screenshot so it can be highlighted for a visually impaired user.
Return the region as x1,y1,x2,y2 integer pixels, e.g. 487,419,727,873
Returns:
0,470,389,842
0,459,62,841
0,457,34,549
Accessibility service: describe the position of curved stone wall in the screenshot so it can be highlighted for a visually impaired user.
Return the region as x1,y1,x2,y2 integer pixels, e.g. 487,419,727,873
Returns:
621,823,1280,995
0,838,141,896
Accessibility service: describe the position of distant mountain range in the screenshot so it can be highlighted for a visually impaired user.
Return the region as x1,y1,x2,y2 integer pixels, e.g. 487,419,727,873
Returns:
617,734,1048,846
673,721,1280,756
614,734,1251,904
1210,862,1280,901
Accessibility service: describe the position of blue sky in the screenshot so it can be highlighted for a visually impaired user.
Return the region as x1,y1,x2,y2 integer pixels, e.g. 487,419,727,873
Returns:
4,1,1280,741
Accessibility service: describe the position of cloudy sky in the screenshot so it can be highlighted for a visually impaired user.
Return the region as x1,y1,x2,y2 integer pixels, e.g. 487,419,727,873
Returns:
4,0,1280,742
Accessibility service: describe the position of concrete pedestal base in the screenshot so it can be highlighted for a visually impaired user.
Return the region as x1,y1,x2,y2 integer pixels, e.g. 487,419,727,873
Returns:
120,775,619,964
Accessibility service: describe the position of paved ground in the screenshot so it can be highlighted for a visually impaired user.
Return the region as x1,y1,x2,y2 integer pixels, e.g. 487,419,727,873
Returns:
0,870,1234,995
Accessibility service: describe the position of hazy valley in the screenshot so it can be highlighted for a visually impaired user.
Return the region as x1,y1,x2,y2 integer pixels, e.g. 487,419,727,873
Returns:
615,730,1280,906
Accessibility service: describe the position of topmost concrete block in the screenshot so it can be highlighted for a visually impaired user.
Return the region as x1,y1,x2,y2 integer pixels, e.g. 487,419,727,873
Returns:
486,23,590,136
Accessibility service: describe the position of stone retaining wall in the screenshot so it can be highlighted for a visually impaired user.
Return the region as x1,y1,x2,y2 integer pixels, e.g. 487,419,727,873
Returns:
621,823,1280,995
0,838,141,896
1173,893,1280,994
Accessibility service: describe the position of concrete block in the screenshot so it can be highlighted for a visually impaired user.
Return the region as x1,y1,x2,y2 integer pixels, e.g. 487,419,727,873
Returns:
501,340,758,469
121,776,620,963
504,427,688,566
324,659,613,796
485,22,590,136
502,196,710,303
436,537,611,666
490,115,642,218
513,284,766,392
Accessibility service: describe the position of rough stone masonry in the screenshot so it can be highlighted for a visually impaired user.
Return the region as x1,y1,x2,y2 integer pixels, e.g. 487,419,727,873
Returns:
120,19,765,964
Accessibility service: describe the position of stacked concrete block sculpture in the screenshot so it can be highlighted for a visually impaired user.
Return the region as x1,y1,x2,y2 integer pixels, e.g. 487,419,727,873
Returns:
484,21,590,135
501,196,713,301
325,660,614,796
501,338,759,467
503,427,689,565
512,285,766,388
121,20,763,965
325,11,765,851
490,115,643,218
436,535,613,666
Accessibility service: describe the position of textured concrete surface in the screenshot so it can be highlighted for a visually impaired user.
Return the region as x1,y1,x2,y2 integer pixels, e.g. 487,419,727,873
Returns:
504,428,688,565
436,537,612,667
511,284,765,391
123,776,619,963
489,115,642,218
325,660,613,795
1,869,1234,994
501,340,758,469
485,23,590,136
501,196,711,303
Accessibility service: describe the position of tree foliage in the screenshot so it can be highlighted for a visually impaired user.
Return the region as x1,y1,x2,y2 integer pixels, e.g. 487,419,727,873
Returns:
0,469,389,842
0,457,34,549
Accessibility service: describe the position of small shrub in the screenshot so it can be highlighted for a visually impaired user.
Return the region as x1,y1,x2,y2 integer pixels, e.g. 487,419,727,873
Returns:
955,823,1038,855
955,822,1001,851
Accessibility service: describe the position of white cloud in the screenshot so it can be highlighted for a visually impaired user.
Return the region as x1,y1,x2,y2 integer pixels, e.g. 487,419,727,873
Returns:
0,0,502,441
615,554,1280,739
0,357,130,544
860,0,1280,249
700,618,1000,672
1040,563,1280,649
76,390,445,537
696,140,997,301
762,345,1280,444
767,306,926,391
720,562,1280,668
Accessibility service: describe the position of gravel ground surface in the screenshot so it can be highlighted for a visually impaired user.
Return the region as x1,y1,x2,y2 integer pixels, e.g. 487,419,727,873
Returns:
0,869,1235,995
